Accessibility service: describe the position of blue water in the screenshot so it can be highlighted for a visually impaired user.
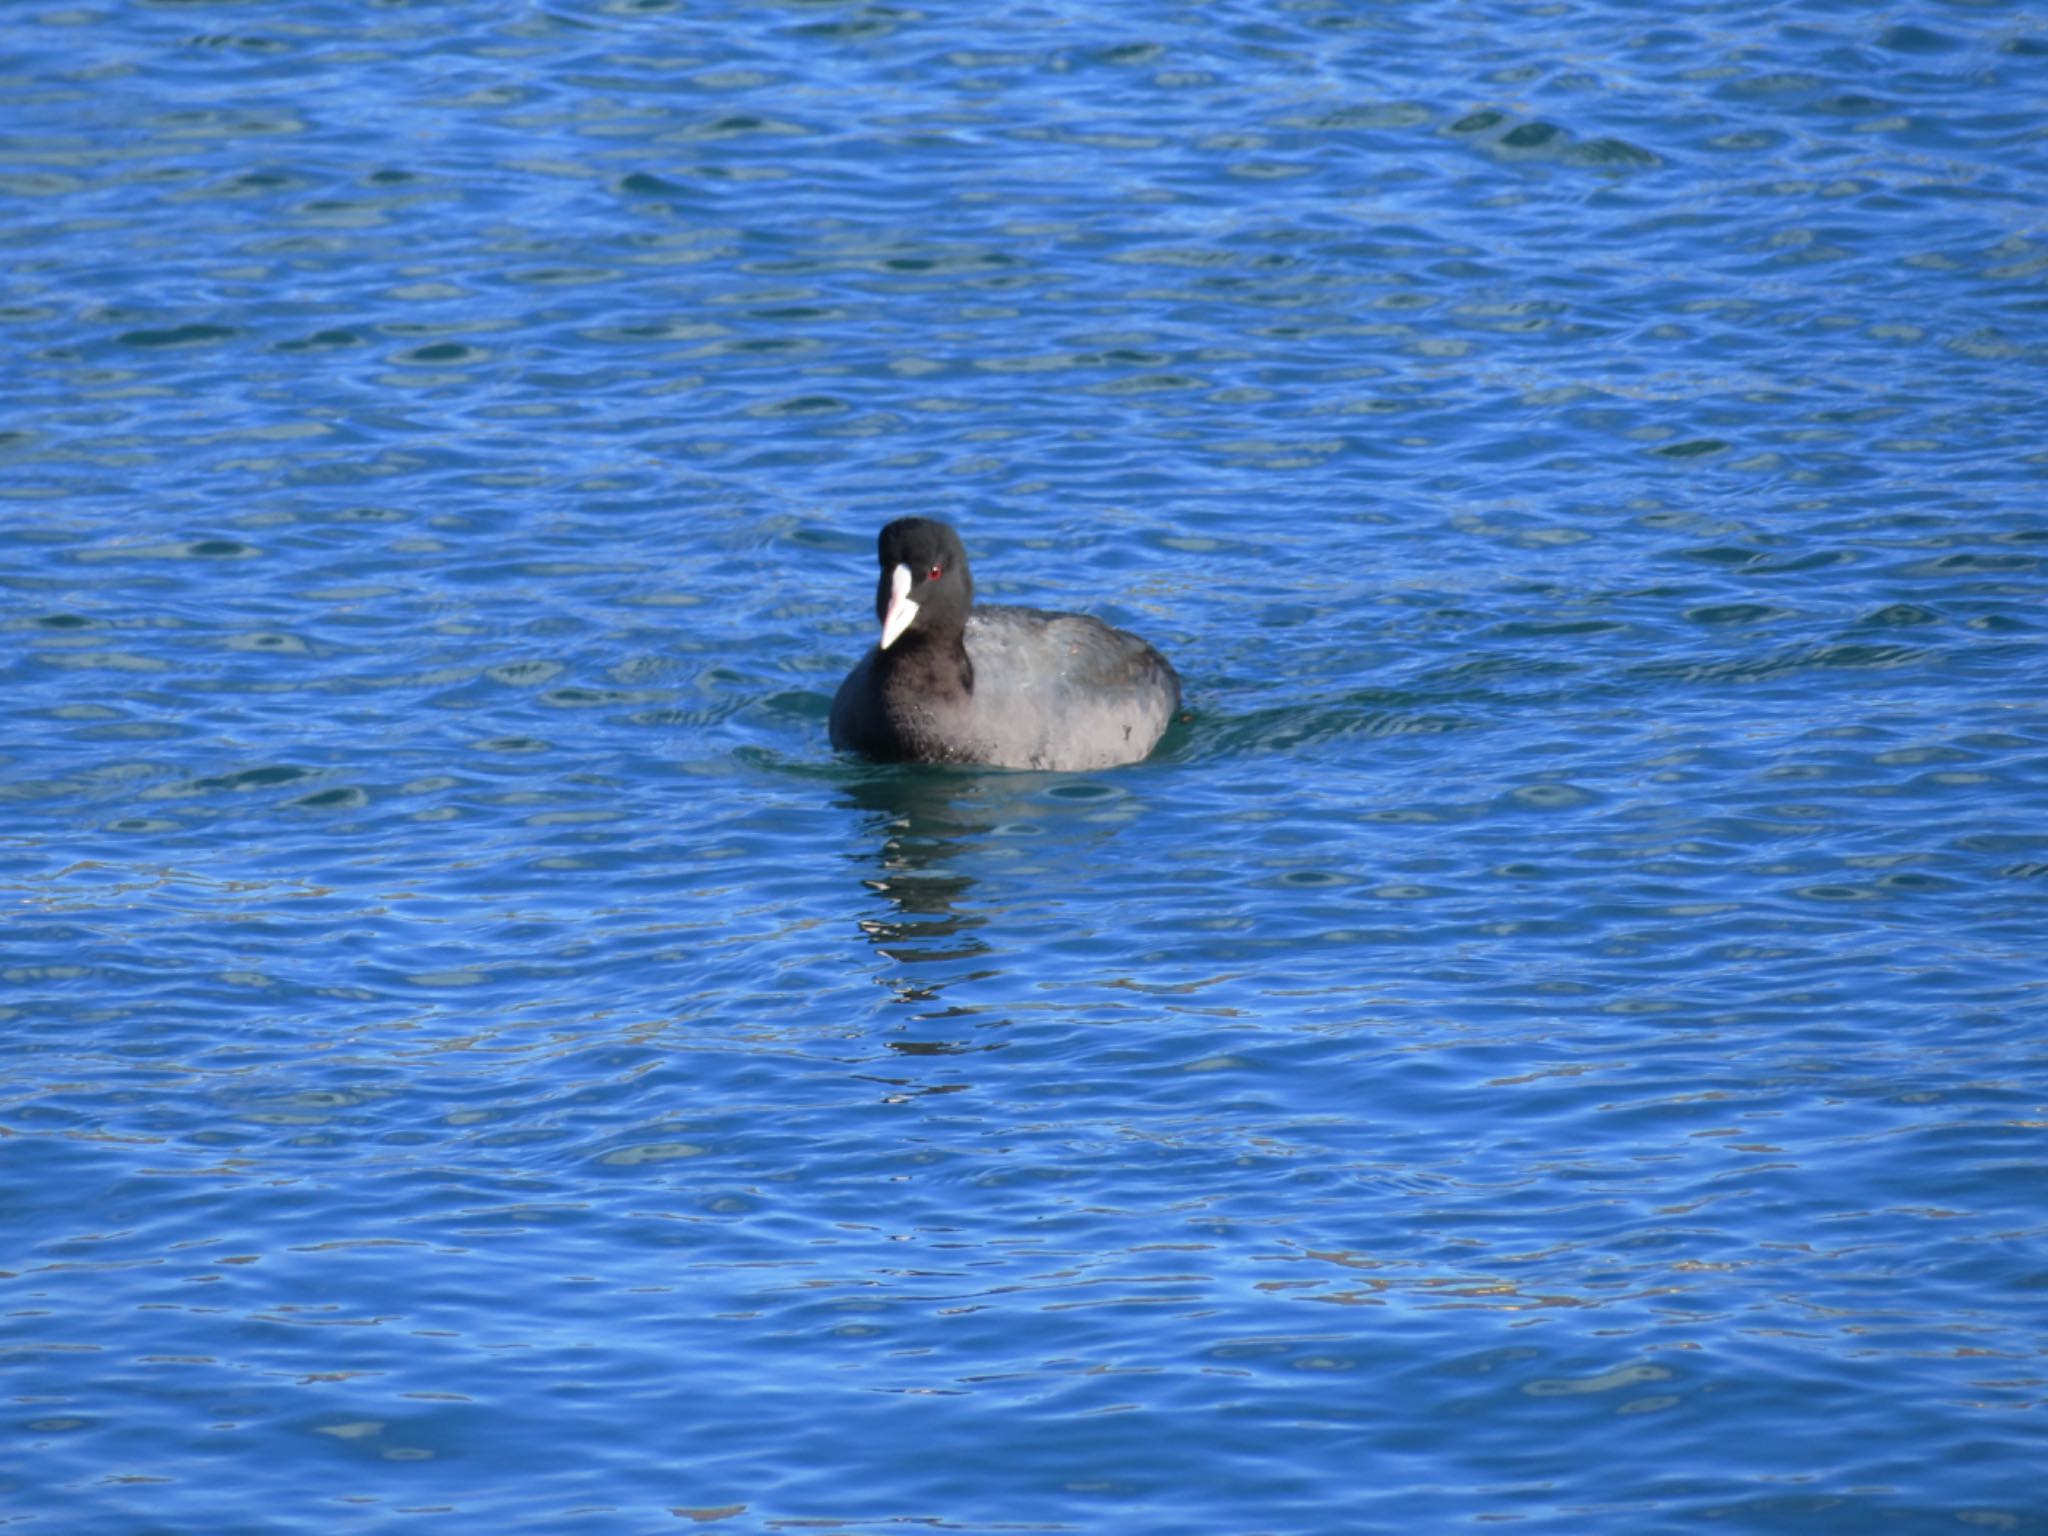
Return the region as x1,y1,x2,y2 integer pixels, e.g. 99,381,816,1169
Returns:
5,3,2047,1532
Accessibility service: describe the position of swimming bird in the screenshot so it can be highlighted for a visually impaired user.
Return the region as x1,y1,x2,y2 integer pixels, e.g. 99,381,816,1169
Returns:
829,518,1180,771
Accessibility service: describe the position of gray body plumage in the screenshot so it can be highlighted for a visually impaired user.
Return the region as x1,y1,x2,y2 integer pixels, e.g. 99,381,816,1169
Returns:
831,601,1180,772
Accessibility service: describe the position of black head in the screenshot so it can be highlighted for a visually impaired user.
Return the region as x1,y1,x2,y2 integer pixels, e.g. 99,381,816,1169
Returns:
873,517,974,649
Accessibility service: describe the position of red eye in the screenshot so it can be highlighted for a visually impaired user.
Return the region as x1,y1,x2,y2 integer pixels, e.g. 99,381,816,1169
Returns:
927,564,943,581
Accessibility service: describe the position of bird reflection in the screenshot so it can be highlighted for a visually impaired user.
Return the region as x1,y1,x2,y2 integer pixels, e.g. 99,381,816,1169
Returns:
839,767,1002,979
835,768,1025,1082
837,766,1135,1068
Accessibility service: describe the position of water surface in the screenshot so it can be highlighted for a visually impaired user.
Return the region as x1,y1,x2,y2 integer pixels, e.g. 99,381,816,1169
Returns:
4,3,2047,1532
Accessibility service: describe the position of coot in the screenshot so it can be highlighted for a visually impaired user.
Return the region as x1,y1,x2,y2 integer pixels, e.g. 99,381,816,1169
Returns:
829,518,1180,771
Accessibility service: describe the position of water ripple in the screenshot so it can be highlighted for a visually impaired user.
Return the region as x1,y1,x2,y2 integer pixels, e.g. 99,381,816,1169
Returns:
5,1,2047,1532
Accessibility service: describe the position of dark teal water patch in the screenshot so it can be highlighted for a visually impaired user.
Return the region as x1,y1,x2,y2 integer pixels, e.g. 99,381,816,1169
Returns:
3,2,2047,1534
116,322,238,348
190,764,311,791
